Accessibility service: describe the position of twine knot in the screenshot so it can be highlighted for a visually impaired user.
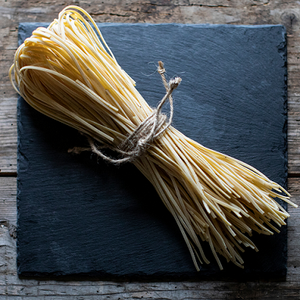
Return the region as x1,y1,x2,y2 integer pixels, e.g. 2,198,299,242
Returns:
69,61,181,165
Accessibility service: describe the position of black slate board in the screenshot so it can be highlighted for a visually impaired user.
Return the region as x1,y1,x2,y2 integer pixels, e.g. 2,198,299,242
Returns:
17,23,288,280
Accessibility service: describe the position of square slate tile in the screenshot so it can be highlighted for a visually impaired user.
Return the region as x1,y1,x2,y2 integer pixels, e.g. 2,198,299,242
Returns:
17,23,288,280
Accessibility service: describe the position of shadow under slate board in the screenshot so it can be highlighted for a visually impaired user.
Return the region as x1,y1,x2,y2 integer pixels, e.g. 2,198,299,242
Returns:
17,23,288,280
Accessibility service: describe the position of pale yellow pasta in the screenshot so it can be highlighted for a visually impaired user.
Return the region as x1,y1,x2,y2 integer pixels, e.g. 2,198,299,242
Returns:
9,5,297,271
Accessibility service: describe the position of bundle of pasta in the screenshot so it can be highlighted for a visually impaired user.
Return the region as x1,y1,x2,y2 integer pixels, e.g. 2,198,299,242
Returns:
10,5,297,271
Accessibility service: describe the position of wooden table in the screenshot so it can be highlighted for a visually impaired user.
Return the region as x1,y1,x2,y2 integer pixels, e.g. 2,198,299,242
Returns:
1,0,300,298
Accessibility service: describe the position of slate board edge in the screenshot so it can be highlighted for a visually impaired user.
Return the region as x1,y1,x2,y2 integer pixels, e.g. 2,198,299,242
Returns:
18,22,287,28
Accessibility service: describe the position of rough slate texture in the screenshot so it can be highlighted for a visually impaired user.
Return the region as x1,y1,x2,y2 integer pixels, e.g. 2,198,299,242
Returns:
17,23,287,280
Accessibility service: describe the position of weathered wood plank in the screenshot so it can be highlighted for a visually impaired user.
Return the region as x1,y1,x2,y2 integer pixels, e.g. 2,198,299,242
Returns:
0,97,17,173
0,177,16,226
0,178,299,298
1,0,300,174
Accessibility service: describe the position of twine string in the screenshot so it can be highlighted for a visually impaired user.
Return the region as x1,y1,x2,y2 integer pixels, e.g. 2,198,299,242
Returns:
69,61,181,164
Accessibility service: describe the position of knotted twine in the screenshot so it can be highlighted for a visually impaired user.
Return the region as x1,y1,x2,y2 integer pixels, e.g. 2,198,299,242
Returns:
69,61,182,165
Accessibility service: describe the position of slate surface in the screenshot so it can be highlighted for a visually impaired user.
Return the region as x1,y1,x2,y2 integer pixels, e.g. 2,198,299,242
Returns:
17,23,288,280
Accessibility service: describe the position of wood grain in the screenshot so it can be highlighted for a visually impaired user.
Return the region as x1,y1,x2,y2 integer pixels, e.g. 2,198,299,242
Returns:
1,0,300,298
1,0,300,174
0,178,300,298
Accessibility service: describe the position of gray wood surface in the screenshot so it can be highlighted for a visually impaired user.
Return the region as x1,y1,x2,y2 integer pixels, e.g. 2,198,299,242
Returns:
1,0,300,298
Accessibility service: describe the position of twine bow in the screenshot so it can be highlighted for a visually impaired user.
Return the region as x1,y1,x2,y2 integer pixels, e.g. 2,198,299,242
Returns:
69,61,181,164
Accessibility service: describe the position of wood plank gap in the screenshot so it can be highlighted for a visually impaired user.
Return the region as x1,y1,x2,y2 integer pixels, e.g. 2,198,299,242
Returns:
0,172,17,177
